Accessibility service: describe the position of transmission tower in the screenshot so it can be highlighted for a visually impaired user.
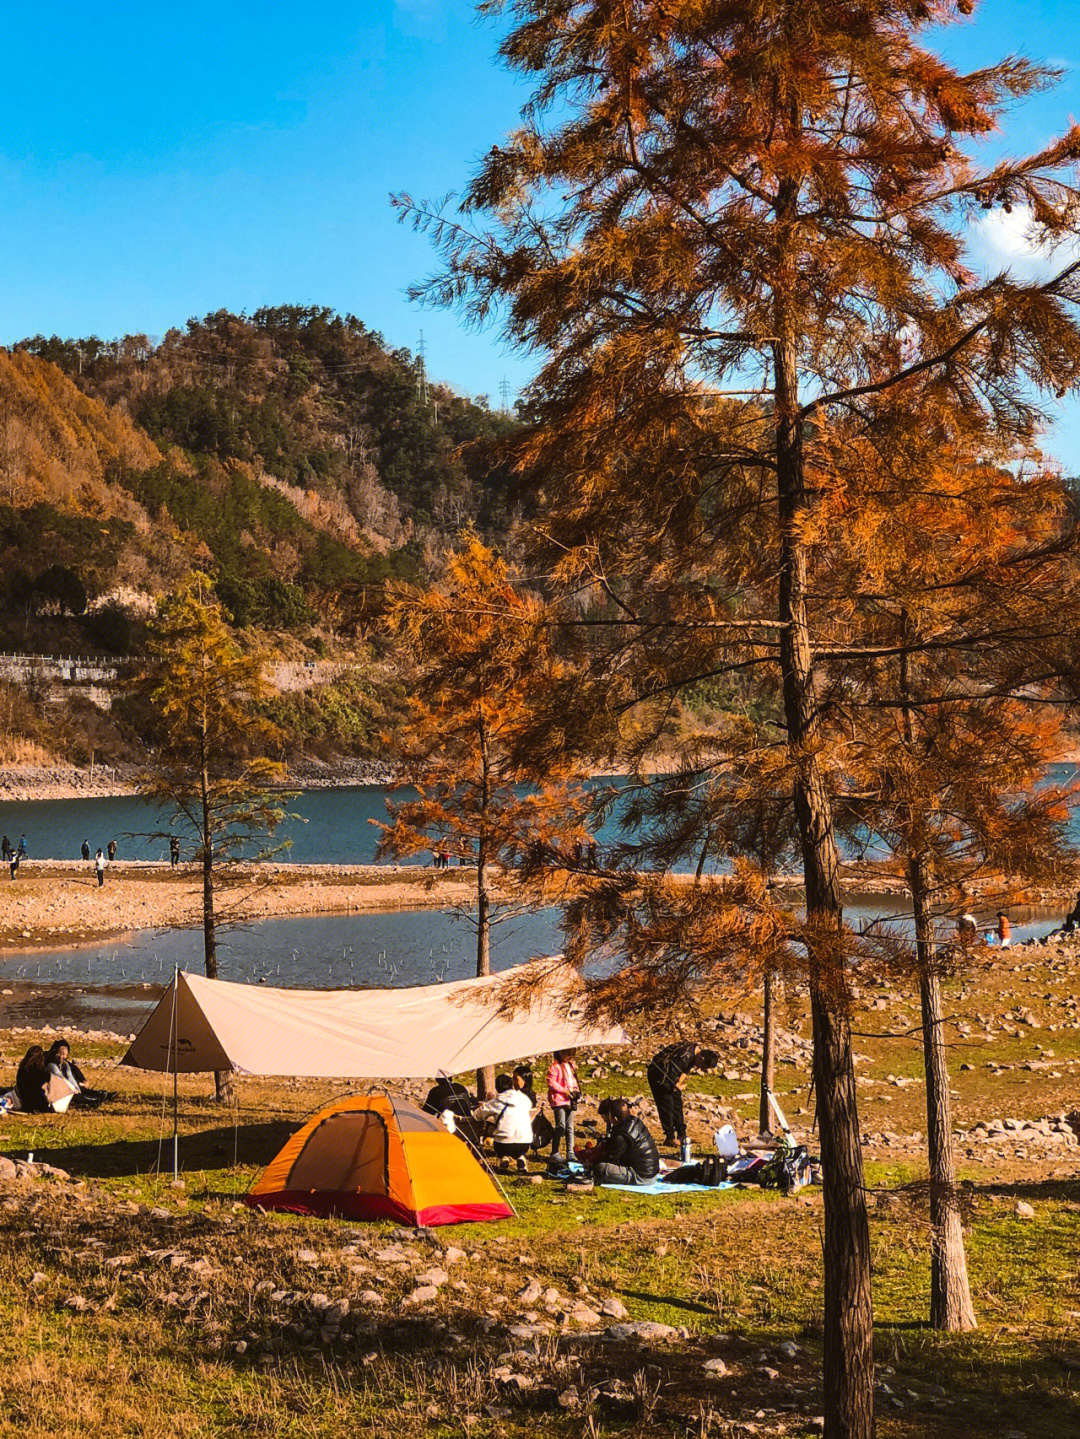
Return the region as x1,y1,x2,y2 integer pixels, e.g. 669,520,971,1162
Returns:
498,376,513,413
416,331,429,407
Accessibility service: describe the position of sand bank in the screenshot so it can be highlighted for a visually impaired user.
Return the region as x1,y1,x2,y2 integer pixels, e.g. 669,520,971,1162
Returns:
0,861,493,950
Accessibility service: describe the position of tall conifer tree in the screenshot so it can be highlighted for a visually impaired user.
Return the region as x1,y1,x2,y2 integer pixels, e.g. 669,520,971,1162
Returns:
399,5,1080,1432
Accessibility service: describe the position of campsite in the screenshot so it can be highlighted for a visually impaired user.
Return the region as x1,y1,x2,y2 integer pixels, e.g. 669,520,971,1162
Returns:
1,934,1079,1439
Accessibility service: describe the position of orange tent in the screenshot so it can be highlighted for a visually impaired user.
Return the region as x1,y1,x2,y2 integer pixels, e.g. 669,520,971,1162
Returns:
246,1093,513,1227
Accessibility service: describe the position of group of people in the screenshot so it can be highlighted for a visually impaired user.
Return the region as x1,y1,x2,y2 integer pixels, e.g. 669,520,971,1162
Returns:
431,838,474,870
79,838,117,885
2,833,27,879
421,1038,720,1186
956,909,1012,948
7,1039,103,1114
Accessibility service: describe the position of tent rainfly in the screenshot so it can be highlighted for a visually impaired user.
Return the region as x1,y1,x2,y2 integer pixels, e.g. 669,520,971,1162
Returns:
121,962,627,1078
246,1093,514,1226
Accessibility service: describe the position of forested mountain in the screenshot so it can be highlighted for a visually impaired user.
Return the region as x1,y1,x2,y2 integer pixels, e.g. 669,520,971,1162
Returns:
1,306,518,649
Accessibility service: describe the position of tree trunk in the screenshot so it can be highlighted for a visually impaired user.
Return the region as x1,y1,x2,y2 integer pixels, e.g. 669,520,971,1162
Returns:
759,968,776,1136
775,331,875,1439
201,772,233,1105
910,857,976,1331
476,855,494,1100
475,714,495,1101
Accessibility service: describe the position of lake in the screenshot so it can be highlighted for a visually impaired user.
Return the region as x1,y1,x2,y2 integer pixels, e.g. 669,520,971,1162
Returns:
4,766,1078,865
0,895,1062,1034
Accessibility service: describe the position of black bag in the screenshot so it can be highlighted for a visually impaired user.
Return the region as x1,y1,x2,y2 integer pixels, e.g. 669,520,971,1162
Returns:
530,1109,556,1151
662,1155,726,1187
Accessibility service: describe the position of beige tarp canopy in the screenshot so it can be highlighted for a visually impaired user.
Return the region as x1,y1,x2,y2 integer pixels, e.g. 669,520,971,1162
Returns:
121,962,626,1078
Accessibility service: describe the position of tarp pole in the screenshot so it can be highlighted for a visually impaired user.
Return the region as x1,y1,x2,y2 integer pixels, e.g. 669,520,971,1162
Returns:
171,967,179,1182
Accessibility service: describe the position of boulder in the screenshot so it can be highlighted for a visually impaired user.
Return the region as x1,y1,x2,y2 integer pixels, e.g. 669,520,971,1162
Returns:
604,1320,678,1343
403,1284,439,1307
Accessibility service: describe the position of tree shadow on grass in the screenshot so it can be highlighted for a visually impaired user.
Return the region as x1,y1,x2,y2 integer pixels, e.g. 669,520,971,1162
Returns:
874,1327,1080,1439
8,1121,297,1179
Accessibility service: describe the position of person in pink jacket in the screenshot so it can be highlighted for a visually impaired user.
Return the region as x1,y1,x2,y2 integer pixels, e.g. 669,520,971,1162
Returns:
547,1049,581,1162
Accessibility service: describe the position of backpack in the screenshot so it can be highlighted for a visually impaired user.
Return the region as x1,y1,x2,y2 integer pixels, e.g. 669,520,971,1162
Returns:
662,1155,726,1187
760,1144,813,1194
530,1108,556,1150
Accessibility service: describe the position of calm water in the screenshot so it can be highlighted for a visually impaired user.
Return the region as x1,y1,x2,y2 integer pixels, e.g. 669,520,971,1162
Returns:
0,786,413,865
1,777,1072,1031
4,766,1078,866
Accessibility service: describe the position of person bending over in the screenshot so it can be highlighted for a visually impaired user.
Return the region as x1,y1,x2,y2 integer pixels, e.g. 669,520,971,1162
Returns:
475,1073,535,1173
647,1041,719,1148
589,1098,660,1186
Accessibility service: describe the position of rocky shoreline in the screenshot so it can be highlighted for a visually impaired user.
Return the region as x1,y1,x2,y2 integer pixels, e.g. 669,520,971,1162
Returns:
0,756,402,802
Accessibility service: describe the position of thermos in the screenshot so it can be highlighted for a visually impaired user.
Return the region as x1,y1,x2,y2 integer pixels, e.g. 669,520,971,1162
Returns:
680,1137,692,1163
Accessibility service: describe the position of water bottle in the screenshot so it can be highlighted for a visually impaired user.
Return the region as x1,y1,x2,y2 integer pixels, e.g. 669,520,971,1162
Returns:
680,1137,692,1163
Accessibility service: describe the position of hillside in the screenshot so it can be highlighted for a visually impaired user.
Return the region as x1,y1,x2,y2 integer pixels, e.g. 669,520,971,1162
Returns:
0,308,519,768
20,305,518,542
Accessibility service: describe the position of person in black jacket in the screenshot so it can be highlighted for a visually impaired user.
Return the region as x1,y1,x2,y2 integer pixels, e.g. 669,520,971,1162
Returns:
589,1098,660,1185
422,1076,475,1119
647,1041,720,1147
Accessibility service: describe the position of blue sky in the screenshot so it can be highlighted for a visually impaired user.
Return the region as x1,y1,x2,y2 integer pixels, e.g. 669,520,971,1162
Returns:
0,1,1077,461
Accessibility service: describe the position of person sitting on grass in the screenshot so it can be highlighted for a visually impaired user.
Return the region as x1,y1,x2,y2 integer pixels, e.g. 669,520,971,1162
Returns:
475,1073,536,1173
423,1075,475,1120
14,1045,51,1114
45,1039,86,1091
44,1039,106,1108
587,1097,660,1187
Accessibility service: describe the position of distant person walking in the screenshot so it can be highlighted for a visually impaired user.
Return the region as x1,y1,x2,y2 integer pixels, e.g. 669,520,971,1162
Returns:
106,839,117,862
81,840,91,861
8,851,18,880
16,834,27,859
95,848,105,887
169,836,180,868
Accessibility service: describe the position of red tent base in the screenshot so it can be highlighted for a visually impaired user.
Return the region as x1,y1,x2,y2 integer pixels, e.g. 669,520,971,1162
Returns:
244,1190,512,1226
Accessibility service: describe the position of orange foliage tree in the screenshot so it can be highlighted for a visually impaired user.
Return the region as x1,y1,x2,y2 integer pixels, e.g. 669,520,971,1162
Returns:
374,536,590,1098
397,4,1080,1432
819,395,1080,1331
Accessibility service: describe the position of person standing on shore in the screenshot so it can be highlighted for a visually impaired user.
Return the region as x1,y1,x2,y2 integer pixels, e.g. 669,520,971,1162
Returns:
997,911,1012,948
95,848,105,887
0,835,10,863
8,850,17,880
81,840,90,861
169,836,180,868
107,839,117,862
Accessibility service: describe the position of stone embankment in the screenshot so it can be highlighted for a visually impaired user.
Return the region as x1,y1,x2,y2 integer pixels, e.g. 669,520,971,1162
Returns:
0,755,401,801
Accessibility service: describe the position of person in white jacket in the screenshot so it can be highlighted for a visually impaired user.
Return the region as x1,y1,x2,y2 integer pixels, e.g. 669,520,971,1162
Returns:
475,1074,536,1172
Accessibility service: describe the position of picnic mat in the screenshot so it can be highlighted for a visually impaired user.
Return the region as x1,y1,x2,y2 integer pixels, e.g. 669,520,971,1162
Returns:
600,1178,735,1195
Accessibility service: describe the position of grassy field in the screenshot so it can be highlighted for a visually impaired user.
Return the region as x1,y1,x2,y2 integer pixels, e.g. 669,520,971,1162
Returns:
1,943,1079,1438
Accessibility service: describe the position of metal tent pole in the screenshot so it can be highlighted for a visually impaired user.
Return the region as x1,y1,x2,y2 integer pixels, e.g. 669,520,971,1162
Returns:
170,967,179,1182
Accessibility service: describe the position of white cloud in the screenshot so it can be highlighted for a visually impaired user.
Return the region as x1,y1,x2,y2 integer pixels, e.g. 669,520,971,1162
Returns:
968,204,1080,281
